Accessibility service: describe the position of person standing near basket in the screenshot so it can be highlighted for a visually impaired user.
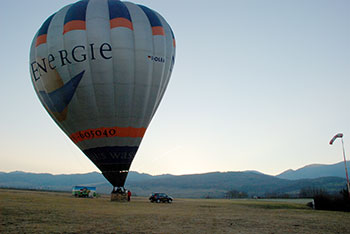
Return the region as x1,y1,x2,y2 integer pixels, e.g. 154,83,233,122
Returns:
127,190,131,202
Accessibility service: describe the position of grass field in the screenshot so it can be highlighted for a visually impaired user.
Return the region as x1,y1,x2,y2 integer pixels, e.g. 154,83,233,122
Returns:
1,189,349,233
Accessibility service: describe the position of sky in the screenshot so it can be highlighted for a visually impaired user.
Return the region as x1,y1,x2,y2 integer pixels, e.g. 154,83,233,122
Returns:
1,0,349,176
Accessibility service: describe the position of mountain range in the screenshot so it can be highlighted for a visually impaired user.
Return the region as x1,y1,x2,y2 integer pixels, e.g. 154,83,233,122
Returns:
276,161,349,180
0,161,348,198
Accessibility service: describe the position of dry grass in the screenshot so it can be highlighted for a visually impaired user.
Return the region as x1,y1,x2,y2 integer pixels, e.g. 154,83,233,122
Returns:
1,189,349,233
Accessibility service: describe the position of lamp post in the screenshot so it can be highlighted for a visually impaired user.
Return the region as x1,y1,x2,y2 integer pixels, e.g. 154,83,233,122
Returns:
330,133,350,198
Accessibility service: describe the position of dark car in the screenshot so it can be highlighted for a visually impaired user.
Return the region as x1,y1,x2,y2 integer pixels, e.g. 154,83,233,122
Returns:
149,193,173,203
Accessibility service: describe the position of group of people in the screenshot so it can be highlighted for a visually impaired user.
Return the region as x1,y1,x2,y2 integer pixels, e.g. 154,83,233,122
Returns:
112,187,132,201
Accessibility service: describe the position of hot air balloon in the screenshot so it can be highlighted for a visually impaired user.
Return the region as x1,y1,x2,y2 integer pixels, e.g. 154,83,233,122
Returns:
29,0,175,193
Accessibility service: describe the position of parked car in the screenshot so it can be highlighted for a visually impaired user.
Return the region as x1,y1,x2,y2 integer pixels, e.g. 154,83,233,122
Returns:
149,193,173,203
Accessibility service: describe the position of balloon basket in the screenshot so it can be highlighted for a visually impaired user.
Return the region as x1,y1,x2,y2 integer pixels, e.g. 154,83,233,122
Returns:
111,192,128,202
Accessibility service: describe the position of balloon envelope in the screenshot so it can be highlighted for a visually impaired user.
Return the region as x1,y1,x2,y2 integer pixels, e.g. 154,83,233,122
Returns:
29,0,175,187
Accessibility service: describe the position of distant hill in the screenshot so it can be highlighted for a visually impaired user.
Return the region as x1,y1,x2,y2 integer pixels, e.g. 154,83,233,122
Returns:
0,171,107,191
0,166,347,198
277,161,350,180
125,171,346,198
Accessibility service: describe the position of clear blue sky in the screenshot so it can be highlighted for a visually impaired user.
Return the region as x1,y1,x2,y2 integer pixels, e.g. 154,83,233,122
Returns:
1,0,349,176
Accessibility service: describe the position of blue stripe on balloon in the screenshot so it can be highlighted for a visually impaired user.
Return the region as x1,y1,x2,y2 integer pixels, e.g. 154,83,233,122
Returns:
64,0,89,24
108,0,132,21
170,28,175,39
37,14,55,36
137,5,162,27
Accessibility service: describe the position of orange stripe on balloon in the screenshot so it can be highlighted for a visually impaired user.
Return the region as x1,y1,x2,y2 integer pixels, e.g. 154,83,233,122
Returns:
63,20,86,34
35,34,47,47
69,126,146,143
110,18,133,30
173,38,176,47
152,26,165,35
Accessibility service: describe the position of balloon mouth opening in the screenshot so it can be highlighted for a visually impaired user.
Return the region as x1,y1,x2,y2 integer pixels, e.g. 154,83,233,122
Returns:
112,186,127,194
102,170,129,187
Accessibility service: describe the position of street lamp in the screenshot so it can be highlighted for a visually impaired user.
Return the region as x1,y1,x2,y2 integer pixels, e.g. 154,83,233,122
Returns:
329,133,350,198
